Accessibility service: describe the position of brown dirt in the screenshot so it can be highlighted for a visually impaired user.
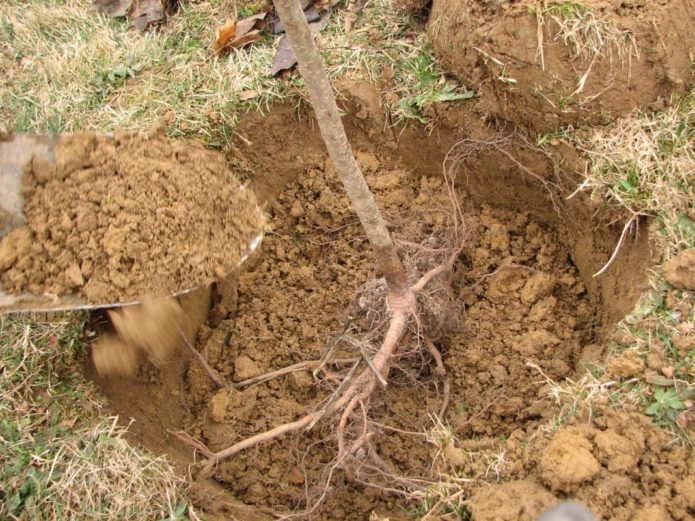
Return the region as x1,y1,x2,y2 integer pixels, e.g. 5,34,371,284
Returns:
0,130,264,304
663,248,695,291
428,0,694,134
471,412,695,521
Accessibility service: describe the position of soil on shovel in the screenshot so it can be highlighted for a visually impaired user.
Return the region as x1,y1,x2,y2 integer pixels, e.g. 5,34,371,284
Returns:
0,130,264,304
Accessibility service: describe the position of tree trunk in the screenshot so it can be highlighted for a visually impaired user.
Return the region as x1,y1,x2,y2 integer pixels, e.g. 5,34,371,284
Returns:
272,0,409,297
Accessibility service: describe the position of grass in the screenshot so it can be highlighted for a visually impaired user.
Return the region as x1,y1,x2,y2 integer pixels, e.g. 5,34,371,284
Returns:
532,1,639,106
537,1,638,64
0,313,196,520
0,0,472,144
557,92,695,439
579,93,694,255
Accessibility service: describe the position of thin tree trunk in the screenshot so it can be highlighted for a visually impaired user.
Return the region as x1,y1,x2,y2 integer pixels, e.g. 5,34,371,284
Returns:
273,0,408,297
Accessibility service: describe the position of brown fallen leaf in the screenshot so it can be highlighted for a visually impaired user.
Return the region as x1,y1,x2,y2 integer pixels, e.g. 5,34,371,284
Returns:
214,12,268,56
213,18,236,55
92,0,131,17
131,0,165,32
92,0,176,31
268,5,320,34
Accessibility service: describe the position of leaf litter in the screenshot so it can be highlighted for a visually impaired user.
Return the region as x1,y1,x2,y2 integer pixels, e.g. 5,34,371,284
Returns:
92,0,178,32
213,0,337,77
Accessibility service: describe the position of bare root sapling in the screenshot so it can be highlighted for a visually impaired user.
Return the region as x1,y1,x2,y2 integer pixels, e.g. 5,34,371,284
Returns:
175,0,466,508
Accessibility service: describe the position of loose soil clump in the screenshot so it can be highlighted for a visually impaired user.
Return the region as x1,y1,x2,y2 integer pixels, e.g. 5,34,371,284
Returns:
0,131,264,304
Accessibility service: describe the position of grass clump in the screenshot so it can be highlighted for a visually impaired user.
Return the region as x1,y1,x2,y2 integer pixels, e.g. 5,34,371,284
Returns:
0,0,289,144
532,1,639,105
0,313,195,520
565,94,695,438
535,1,638,65
579,94,694,255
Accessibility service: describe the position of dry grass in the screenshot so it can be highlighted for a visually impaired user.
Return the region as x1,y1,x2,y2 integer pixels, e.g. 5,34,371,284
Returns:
537,1,638,64
576,95,694,257
566,93,695,439
0,0,470,142
0,313,195,520
534,1,639,99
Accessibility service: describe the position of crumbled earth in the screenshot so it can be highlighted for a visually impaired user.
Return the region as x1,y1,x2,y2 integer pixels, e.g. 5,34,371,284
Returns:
469,412,694,521
663,248,695,291
151,147,605,518
0,131,264,304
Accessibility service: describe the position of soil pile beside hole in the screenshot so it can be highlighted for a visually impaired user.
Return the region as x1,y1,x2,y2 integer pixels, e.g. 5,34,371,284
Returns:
0,131,264,304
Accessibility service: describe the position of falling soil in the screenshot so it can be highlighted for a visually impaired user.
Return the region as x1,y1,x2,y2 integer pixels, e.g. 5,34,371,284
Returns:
0,130,264,304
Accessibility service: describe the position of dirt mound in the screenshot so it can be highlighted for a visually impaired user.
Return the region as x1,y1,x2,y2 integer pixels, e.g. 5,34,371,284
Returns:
0,131,264,304
428,0,694,133
470,412,694,521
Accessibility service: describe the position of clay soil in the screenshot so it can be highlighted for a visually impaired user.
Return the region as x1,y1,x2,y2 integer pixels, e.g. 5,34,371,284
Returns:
0,130,264,305
86,1,694,519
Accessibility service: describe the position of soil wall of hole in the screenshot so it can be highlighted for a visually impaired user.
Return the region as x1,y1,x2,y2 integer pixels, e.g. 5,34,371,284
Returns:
86,86,656,520
236,85,651,326
428,0,695,134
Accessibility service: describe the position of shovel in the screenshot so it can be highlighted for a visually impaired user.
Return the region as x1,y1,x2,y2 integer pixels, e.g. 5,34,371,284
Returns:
0,134,263,313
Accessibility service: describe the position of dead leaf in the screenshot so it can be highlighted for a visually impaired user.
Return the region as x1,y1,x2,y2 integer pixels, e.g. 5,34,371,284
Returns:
235,12,268,37
92,0,175,31
270,35,295,77
230,29,264,49
269,5,321,34
214,18,237,55
92,0,131,17
270,11,331,77
131,0,165,32
214,12,268,56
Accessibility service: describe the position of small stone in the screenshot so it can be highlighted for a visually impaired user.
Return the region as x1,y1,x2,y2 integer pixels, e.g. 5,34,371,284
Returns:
208,390,230,423
663,248,695,290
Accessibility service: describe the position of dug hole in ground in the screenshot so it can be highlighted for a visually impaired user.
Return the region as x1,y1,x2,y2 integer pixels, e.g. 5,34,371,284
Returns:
64,1,694,520
87,96,682,521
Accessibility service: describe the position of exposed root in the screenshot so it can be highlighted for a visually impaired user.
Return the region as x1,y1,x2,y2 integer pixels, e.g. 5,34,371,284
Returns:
175,252,460,494
443,133,564,217
175,140,469,512
592,212,642,277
